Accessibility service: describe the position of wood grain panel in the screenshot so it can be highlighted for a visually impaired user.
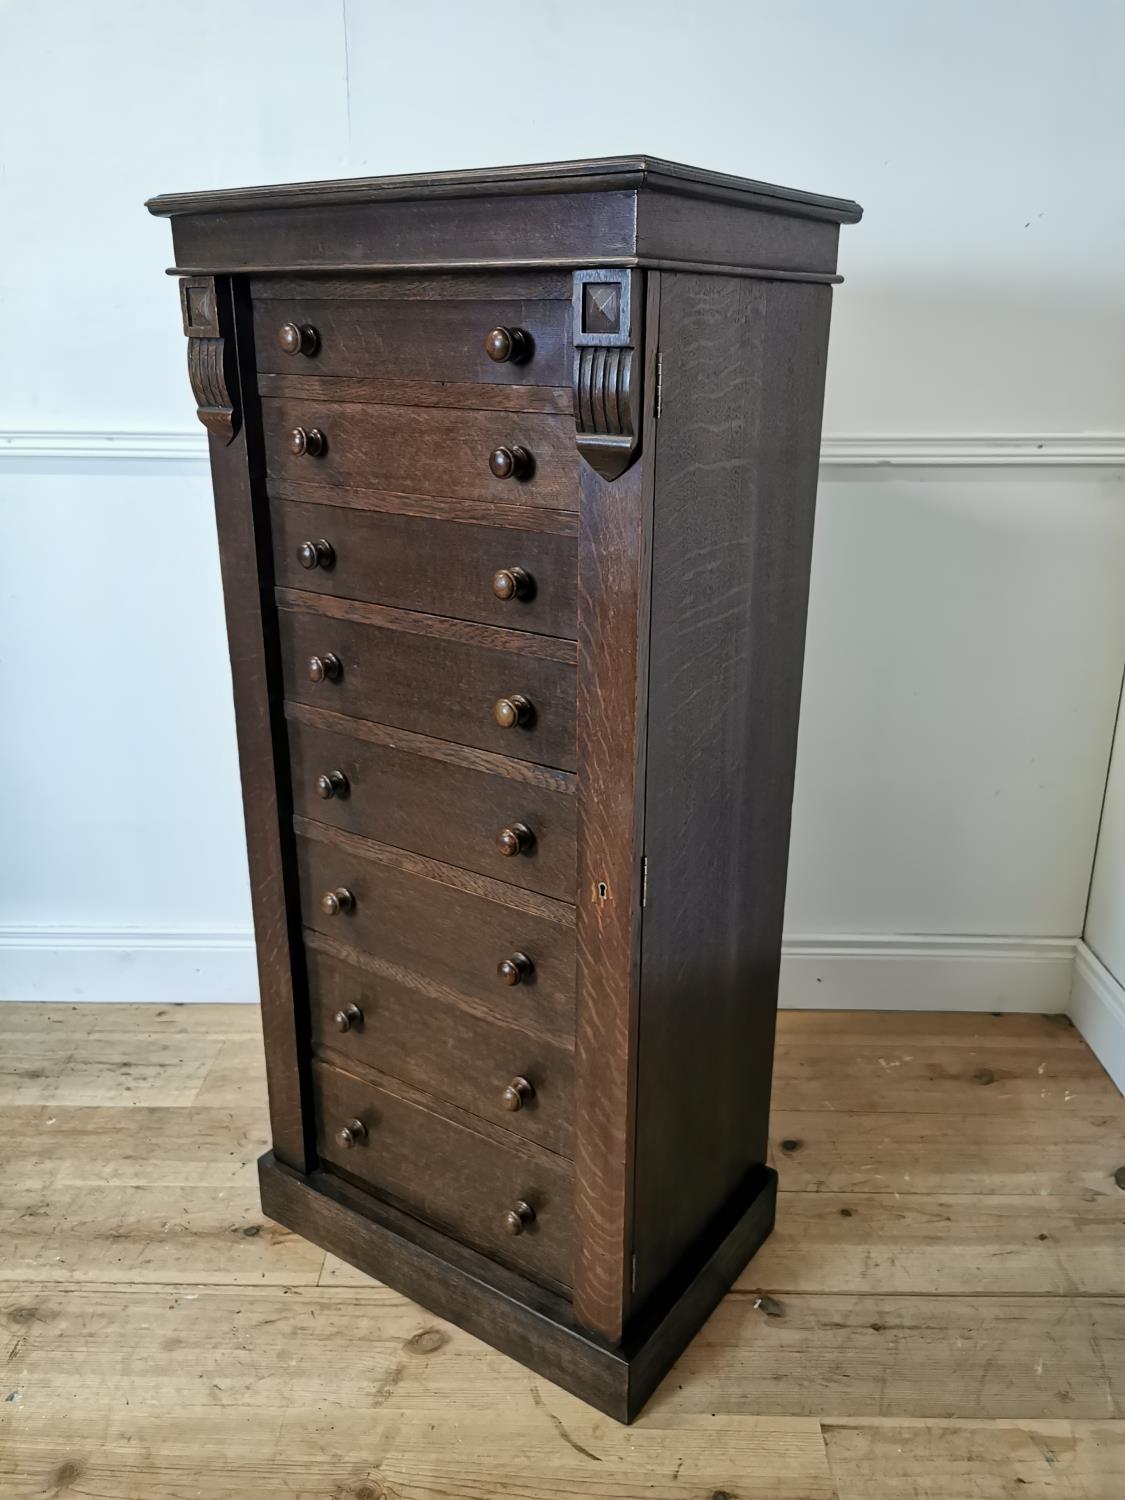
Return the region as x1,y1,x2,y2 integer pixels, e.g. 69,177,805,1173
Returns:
295,829,575,1038
262,396,578,509
312,1059,573,1290
631,273,832,1312
253,295,570,385
307,943,574,1155
259,371,573,414
270,495,577,638
287,710,576,901
277,600,577,771
268,475,578,534
570,272,661,1341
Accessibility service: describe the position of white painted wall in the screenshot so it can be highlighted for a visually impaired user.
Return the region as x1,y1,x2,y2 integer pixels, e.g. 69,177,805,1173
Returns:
3,0,1124,1009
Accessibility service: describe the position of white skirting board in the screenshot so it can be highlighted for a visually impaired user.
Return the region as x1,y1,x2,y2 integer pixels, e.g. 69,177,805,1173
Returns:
1069,941,1125,1096
0,927,1080,1012
2,926,1121,1097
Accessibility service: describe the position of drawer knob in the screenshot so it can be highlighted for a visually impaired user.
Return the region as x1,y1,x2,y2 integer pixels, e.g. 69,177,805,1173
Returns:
297,538,335,570
498,952,533,986
336,1118,367,1149
334,1003,363,1032
321,887,354,917
288,426,326,458
491,566,532,602
496,823,533,857
307,653,342,684
501,1076,534,1112
493,695,532,730
488,445,532,481
504,1200,535,1236
277,322,319,357
485,326,531,364
316,770,349,800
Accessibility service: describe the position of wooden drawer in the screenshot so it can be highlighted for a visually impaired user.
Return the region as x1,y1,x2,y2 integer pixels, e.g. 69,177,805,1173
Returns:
295,824,576,1042
287,706,577,902
307,939,574,1156
313,1058,573,1290
270,496,577,638
262,396,577,509
278,595,577,772
253,293,570,387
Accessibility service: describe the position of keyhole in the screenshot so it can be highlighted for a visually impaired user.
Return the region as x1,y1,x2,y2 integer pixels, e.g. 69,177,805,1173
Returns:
596,881,609,901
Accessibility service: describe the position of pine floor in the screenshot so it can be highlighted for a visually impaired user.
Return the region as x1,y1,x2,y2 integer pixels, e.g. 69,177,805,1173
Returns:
1,1003,1123,1498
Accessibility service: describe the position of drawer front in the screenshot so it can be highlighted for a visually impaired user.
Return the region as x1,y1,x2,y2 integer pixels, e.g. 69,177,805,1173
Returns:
288,713,577,902
262,397,577,510
313,1059,573,1289
279,604,577,772
254,295,570,387
271,498,578,638
296,831,576,1040
308,944,574,1156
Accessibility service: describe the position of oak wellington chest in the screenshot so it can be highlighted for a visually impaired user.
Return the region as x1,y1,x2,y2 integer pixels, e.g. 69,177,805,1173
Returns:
147,156,861,1422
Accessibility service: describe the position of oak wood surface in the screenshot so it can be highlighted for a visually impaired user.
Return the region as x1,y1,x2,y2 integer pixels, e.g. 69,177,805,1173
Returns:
253,293,570,386
259,370,574,414
270,494,578,637
277,598,577,771
268,474,579,534
287,709,577,901
1,1005,1121,1498
631,272,832,1311
294,828,576,1040
307,943,574,1154
262,394,579,509
311,1060,574,1291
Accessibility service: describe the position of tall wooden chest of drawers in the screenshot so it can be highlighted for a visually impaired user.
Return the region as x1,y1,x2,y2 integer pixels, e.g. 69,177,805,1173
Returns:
148,156,861,1421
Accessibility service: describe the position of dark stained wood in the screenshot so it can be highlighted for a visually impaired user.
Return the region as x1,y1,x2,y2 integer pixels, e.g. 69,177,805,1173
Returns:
262,395,578,509
269,475,578,534
286,710,577,901
630,272,832,1310
311,1059,574,1290
259,371,573,414
259,1151,777,1422
270,496,577,638
307,943,574,1154
277,597,577,771
200,276,313,1173
149,155,863,220
570,272,661,1341
294,826,576,1039
154,154,859,1425
249,270,573,301
254,294,570,386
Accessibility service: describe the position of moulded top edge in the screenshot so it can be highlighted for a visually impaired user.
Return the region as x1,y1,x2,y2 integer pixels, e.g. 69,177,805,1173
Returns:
145,154,863,224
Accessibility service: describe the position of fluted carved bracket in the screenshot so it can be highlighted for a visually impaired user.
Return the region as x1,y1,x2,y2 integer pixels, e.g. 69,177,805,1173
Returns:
179,276,239,443
572,269,642,481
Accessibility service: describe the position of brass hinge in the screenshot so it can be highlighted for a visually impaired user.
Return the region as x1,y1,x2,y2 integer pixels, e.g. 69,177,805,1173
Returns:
655,351,664,419
641,855,649,907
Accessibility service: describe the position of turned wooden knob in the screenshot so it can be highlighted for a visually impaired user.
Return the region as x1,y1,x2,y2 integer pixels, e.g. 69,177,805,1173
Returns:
334,1003,363,1032
504,1201,535,1235
493,695,531,729
496,823,533,857
491,567,532,602
488,445,532,480
277,322,319,357
307,653,341,683
288,426,326,458
501,1077,534,1112
485,326,531,364
336,1118,366,1148
316,770,349,800
297,538,334,570
321,887,354,917
498,952,532,986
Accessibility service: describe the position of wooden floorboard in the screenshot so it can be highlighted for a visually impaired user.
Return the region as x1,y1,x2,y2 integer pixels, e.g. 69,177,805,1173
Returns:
0,1001,1122,1498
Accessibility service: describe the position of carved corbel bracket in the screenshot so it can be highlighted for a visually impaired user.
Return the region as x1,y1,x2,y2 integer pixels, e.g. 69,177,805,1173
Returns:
179,276,239,443
571,269,642,481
